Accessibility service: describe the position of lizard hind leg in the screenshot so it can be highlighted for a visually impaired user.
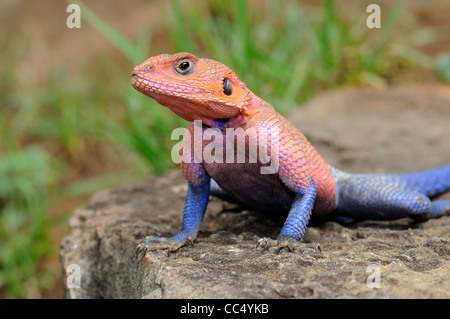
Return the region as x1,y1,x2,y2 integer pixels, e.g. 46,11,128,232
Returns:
419,199,450,220
334,172,443,221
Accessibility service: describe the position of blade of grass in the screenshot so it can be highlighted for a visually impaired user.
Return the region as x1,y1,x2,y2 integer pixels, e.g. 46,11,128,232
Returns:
234,0,251,68
170,0,195,52
362,0,407,70
74,0,146,63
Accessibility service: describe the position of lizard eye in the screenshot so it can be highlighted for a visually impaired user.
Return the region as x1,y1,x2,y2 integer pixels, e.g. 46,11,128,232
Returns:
174,59,194,75
223,78,233,96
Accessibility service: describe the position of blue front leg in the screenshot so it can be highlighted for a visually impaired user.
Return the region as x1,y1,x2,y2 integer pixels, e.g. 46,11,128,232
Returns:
279,180,316,240
257,179,321,253
172,182,210,242
137,181,210,256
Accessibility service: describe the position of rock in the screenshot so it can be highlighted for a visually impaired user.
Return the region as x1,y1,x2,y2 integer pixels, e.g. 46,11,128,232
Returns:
60,86,450,298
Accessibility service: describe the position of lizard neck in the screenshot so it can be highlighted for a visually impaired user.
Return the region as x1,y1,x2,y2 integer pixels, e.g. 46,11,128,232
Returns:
223,91,265,129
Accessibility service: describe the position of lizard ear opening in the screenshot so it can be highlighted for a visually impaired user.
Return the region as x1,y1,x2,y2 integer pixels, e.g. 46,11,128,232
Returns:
223,78,233,96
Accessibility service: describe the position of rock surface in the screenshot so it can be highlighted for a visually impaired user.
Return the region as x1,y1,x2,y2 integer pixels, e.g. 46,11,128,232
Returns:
60,86,450,298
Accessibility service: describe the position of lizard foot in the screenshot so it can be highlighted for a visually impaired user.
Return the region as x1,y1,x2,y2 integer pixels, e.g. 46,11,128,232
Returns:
135,235,194,257
256,236,322,254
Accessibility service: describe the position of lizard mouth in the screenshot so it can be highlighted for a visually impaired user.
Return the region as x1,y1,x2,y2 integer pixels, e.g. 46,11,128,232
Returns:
130,74,138,86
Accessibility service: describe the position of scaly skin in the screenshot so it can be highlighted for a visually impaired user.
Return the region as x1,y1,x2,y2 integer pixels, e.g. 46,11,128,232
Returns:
131,52,450,255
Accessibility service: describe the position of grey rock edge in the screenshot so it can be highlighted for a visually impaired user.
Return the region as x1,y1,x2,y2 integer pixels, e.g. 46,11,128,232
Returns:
60,86,450,298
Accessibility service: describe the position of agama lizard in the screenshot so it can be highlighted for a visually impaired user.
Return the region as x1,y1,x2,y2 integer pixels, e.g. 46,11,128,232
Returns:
131,52,450,255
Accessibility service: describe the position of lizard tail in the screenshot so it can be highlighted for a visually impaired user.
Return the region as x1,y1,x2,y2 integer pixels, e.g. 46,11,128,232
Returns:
396,165,450,197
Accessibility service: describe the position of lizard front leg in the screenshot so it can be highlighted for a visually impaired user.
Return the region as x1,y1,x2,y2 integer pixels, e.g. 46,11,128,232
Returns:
136,181,210,256
254,120,325,253
136,139,211,256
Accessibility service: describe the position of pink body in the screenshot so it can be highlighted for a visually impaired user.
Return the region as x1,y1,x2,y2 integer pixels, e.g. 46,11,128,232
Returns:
131,52,337,215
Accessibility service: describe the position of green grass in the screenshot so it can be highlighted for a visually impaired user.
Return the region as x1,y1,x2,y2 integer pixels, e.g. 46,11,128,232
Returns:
0,148,62,297
0,0,447,298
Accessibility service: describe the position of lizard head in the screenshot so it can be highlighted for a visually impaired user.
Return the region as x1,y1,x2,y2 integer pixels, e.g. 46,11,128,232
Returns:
131,52,256,128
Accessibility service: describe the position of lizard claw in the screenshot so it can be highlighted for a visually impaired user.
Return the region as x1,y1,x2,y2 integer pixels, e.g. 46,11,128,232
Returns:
255,236,322,254
255,237,273,250
135,235,195,257
276,235,322,253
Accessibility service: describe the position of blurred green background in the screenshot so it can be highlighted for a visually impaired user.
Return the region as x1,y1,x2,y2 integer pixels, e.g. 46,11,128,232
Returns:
0,0,449,298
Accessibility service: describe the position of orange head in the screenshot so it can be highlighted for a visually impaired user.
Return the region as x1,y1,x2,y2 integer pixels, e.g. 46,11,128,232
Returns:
131,52,258,127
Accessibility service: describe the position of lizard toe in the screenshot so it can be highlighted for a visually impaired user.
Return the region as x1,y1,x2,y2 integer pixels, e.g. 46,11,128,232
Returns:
136,235,194,257
255,236,321,253
276,235,322,254
255,237,277,250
